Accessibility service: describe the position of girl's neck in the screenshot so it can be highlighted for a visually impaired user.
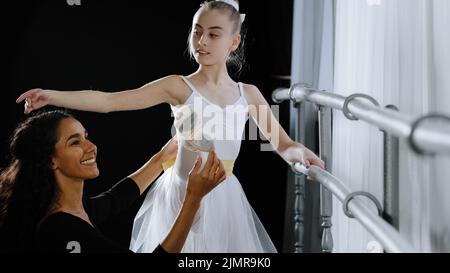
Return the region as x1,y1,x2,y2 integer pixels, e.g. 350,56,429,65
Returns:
195,64,233,85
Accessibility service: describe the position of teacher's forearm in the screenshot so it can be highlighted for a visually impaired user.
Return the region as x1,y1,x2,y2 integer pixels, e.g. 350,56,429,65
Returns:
159,195,201,253
128,153,164,195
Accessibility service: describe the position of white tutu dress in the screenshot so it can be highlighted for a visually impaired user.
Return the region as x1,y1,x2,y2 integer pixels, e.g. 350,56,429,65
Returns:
130,76,277,253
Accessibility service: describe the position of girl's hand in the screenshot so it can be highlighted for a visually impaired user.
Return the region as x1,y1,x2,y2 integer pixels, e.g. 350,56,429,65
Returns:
16,88,51,114
299,146,325,169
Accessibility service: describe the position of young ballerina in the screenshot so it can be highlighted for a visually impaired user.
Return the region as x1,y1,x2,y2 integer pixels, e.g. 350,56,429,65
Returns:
16,0,324,252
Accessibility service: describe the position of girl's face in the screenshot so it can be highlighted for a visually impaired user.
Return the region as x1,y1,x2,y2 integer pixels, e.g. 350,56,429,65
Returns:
52,118,99,181
190,9,241,66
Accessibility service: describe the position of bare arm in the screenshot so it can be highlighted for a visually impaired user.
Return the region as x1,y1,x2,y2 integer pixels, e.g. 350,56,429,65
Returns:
128,137,178,194
159,151,226,253
16,75,182,114
245,84,324,169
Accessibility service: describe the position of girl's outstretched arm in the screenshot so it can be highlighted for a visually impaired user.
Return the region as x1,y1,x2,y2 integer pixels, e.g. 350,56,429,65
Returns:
16,75,182,114
244,84,325,169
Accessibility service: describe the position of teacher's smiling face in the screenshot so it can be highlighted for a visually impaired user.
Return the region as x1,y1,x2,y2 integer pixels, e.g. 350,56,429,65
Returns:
52,118,99,181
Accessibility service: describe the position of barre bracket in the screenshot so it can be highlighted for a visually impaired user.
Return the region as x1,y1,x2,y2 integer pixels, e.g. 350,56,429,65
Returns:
343,191,383,218
343,93,380,121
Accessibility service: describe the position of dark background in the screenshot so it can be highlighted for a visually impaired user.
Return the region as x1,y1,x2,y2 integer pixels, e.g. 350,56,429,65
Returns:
1,0,293,252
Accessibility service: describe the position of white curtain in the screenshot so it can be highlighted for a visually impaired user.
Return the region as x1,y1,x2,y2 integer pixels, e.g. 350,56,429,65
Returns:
429,0,450,252
332,0,450,252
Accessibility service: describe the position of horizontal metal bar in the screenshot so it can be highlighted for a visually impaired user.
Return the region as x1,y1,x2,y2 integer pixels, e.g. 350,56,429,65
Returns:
273,87,450,155
293,164,416,253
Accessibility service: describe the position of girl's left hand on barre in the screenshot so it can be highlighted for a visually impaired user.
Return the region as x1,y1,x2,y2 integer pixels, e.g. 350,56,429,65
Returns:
299,147,325,170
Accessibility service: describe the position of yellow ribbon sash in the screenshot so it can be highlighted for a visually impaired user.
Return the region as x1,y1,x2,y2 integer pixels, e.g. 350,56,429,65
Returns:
162,158,234,177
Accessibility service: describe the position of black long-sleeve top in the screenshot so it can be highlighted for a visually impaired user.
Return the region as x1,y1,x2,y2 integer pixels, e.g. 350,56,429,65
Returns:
34,177,166,253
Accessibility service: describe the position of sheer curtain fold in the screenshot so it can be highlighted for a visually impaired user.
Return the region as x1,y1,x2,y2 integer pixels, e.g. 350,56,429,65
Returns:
331,0,450,252
429,0,450,253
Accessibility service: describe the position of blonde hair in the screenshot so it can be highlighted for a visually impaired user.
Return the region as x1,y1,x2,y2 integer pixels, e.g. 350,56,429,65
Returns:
187,0,246,76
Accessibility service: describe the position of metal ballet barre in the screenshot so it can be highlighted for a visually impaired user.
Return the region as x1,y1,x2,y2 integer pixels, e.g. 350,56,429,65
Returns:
273,85,450,156
292,163,416,253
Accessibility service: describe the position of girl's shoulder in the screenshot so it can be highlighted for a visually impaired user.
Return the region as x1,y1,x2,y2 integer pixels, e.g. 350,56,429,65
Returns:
239,82,259,93
160,75,195,105
238,83,263,103
160,74,188,87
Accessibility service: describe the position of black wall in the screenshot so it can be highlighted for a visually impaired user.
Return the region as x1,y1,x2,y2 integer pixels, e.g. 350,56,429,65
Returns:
1,0,293,252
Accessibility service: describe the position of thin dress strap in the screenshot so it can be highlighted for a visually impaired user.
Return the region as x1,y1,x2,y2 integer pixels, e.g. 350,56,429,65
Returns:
180,76,198,95
238,82,248,105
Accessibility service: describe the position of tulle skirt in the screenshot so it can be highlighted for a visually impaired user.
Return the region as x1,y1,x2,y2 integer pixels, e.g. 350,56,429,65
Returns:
130,166,277,253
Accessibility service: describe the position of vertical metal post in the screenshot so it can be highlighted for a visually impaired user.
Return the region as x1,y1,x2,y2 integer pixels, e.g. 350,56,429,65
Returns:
382,105,400,230
294,174,305,253
318,106,333,252
294,102,306,253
